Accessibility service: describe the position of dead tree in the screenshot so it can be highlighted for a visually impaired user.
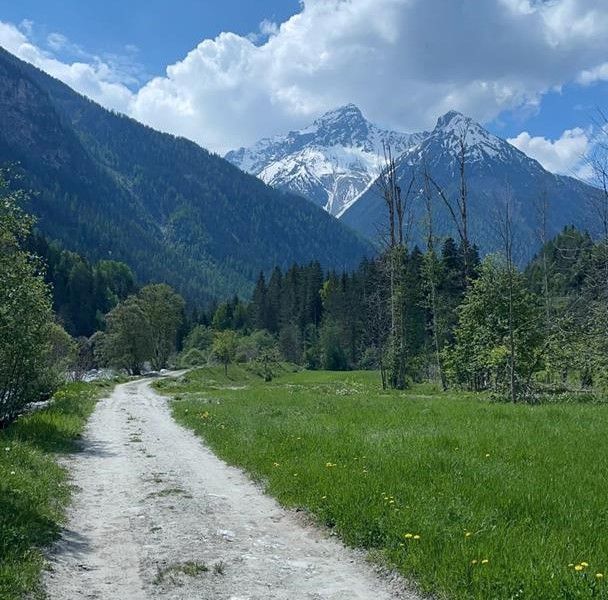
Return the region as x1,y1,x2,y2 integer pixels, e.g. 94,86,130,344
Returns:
422,165,447,390
375,142,415,389
496,190,517,403
427,123,471,286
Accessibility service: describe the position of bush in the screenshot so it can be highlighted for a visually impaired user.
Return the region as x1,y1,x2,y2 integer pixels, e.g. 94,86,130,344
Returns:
179,348,207,367
0,177,67,424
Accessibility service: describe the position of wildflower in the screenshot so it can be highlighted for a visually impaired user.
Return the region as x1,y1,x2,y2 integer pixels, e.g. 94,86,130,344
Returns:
568,564,574,567
4,447,10,452
485,453,490,458
325,462,336,468
321,495,327,499
465,532,472,537
581,562,589,567
10,471,15,475
597,573,604,579
471,560,478,565
413,535,421,540
575,565,584,571
272,462,280,467
481,559,489,565
404,533,413,539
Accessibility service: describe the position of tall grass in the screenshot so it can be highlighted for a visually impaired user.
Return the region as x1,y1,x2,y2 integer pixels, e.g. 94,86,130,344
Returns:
0,380,114,599
161,367,608,600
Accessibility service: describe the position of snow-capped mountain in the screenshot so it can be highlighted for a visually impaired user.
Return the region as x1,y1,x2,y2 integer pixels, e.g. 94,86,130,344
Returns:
225,104,425,216
341,110,600,261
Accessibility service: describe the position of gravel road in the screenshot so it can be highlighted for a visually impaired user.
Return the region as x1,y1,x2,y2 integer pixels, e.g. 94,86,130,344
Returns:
44,377,421,599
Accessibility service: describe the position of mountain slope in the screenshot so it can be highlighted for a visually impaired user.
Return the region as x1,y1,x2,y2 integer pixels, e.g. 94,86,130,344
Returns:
341,111,600,261
226,104,424,216
0,48,371,303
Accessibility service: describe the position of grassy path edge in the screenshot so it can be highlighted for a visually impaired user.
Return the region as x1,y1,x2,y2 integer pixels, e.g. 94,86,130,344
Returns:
0,378,124,600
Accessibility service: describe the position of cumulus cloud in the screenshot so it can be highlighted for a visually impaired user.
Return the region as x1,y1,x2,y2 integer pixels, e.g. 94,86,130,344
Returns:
2,0,608,154
507,128,590,174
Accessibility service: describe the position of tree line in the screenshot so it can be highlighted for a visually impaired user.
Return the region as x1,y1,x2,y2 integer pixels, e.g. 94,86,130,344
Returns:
3,112,608,421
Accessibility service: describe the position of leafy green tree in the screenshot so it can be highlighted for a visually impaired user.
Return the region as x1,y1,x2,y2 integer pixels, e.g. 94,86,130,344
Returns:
212,330,238,375
138,284,185,370
0,176,59,422
319,323,348,371
446,257,543,399
183,324,214,353
99,297,152,375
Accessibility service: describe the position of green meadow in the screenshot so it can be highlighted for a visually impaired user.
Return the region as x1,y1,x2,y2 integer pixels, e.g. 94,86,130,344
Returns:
158,367,608,600
0,380,115,600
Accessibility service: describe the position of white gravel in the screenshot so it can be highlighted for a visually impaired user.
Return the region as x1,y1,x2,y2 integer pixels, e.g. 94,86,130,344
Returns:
44,377,423,599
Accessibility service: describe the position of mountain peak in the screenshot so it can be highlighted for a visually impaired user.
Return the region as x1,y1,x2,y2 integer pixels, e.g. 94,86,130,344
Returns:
435,110,471,132
226,103,421,216
313,103,367,129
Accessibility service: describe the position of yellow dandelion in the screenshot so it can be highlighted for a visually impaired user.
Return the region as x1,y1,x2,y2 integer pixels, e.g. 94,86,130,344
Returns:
465,532,472,537
273,462,280,467
581,562,589,567
413,535,421,540
404,533,413,539
575,565,584,572
597,573,604,579
481,559,489,565
485,453,490,458
471,560,478,565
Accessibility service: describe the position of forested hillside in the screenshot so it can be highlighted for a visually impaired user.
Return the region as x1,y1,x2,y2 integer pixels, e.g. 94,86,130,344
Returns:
27,234,137,337
0,48,371,304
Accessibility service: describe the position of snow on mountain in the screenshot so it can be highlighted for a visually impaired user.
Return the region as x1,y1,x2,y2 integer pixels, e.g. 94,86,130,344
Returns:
340,110,600,261
225,104,425,216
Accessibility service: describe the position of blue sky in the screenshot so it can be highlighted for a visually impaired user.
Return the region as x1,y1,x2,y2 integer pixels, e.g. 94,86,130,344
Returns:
1,0,607,176
1,0,301,82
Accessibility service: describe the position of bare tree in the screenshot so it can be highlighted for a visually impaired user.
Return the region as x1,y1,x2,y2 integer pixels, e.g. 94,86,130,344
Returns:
534,189,552,331
422,165,447,390
499,191,517,403
427,123,472,285
375,142,416,389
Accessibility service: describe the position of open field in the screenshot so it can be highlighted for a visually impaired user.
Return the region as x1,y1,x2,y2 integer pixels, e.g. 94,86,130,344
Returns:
0,380,116,600
158,367,608,600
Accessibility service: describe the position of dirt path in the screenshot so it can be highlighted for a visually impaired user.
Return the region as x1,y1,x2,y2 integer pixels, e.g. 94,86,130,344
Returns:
44,378,421,600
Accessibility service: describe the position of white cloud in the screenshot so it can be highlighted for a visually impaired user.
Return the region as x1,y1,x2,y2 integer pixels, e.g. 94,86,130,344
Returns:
0,22,133,113
2,0,608,154
578,62,608,84
46,32,68,51
507,128,590,174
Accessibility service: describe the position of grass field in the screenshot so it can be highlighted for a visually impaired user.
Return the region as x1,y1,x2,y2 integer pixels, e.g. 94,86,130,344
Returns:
158,367,608,600
0,380,116,600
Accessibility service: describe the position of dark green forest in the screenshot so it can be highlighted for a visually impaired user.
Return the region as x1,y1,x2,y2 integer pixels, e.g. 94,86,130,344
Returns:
0,47,371,305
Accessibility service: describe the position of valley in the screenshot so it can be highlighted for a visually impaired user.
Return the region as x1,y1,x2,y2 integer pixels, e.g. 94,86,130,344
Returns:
2,3,608,599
